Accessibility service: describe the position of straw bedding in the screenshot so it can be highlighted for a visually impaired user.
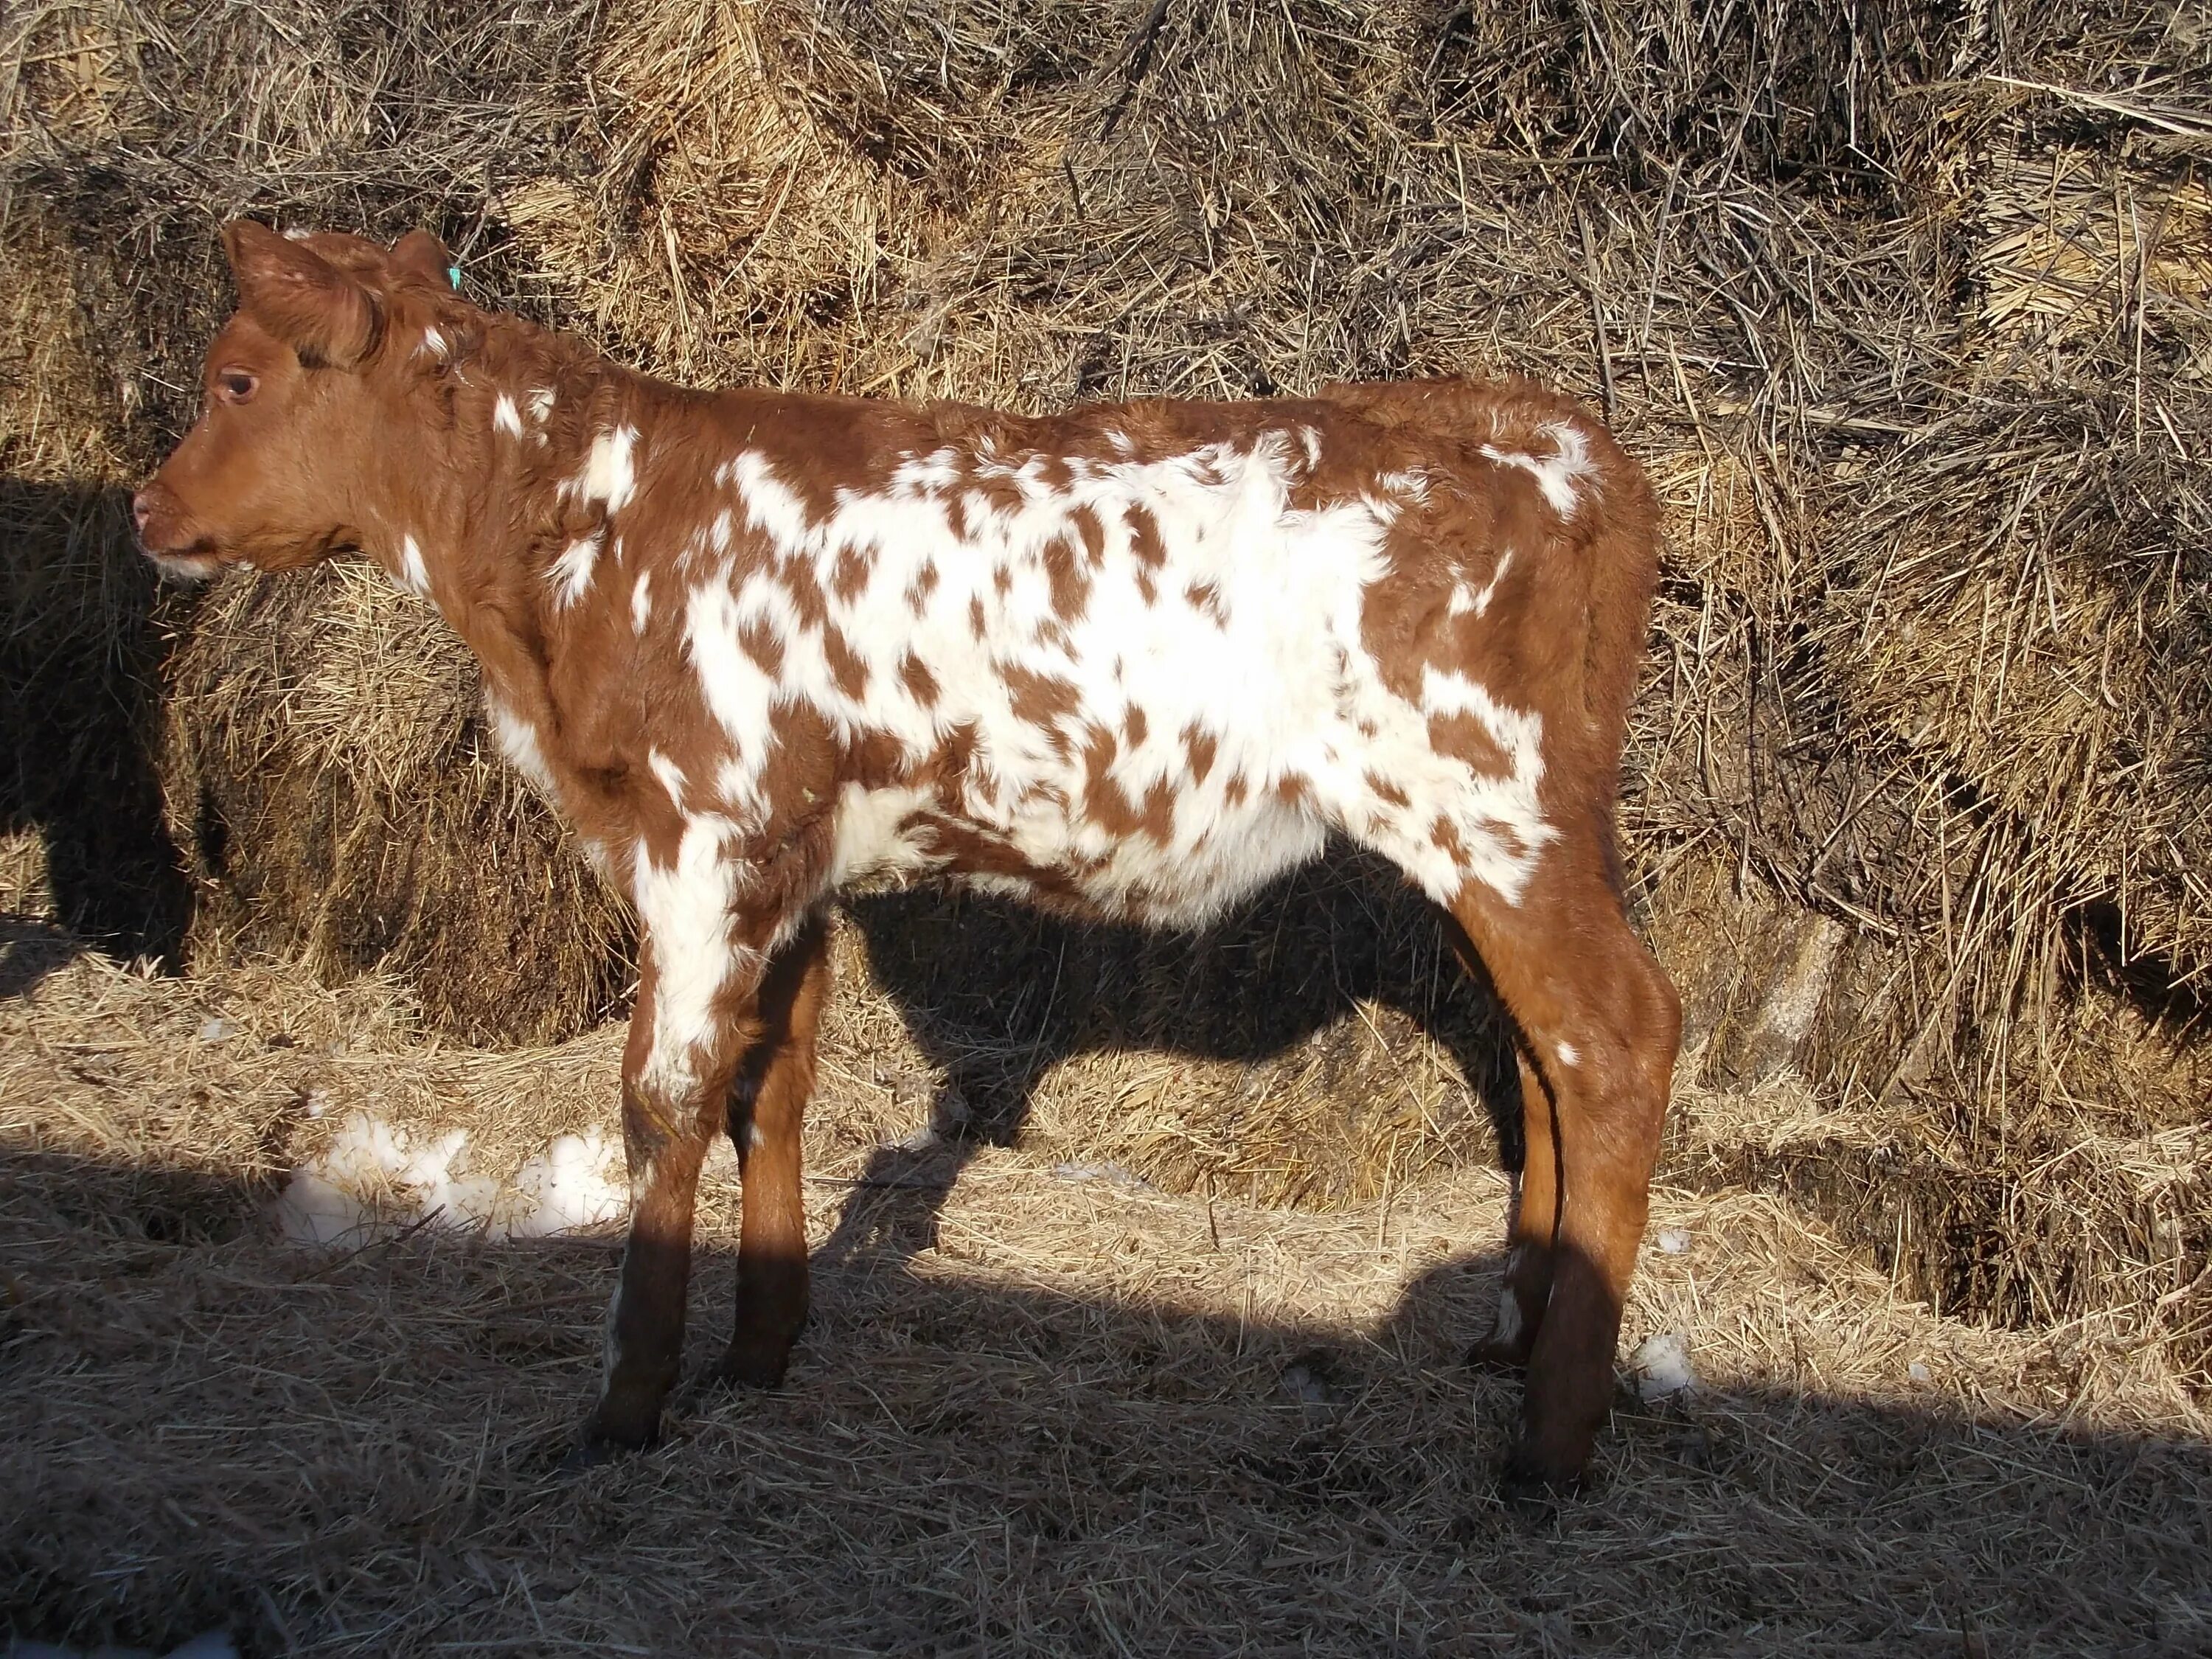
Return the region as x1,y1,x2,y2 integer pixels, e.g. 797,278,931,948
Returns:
4,944,2210,1655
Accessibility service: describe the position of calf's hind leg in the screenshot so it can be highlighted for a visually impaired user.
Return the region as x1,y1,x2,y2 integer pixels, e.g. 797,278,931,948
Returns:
1436,905,1559,1370
1444,857,1680,1489
714,910,832,1389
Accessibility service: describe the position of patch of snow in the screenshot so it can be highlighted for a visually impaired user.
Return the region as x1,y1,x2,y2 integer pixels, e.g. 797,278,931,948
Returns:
1630,1331,1696,1401
1908,1360,1932,1383
272,1113,624,1245
195,1017,236,1042
501,1132,625,1238
1052,1161,1152,1190
1655,1225,1691,1255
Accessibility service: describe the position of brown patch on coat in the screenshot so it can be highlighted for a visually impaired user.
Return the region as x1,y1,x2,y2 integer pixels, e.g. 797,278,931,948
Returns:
1184,581,1230,627
831,546,870,602
1004,664,1080,731
1070,503,1107,565
899,652,939,708
1366,771,1411,807
1426,711,1512,779
1126,502,1167,568
824,627,870,700
1182,724,1218,785
1042,533,1091,621
737,617,785,676
905,559,940,615
777,554,830,632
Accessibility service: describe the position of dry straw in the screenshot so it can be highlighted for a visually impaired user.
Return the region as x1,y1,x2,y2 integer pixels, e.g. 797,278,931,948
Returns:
3,945,2209,1652
1,0,2208,1451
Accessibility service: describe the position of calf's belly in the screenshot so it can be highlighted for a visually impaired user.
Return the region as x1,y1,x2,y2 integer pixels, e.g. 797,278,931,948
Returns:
826,778,1327,928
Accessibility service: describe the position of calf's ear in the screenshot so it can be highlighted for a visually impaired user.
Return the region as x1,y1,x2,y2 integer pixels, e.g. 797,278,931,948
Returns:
389,229,456,289
221,219,382,369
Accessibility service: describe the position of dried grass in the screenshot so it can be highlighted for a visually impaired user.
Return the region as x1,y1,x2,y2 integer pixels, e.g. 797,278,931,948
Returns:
161,562,632,1047
6,945,2212,1655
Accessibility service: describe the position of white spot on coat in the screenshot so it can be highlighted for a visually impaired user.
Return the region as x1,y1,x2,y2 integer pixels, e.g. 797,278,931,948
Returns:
572,425,639,514
397,534,431,597
631,569,653,632
1480,422,1596,518
1447,549,1513,619
647,748,689,812
633,818,755,1101
493,394,523,437
1493,1284,1523,1347
1555,1040,1578,1068
828,782,942,887
549,535,600,608
487,697,557,800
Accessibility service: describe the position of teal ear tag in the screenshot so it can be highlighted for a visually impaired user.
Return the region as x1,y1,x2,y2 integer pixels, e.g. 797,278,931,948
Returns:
447,265,462,290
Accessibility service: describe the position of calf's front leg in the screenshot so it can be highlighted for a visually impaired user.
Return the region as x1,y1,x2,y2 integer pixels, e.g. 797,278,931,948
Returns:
584,922,772,1455
717,909,832,1388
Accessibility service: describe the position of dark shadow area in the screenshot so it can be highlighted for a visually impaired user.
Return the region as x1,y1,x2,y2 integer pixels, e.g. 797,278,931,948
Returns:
7,1142,2210,1655
0,478,189,971
0,913,85,997
2067,897,2212,1046
832,849,1524,1250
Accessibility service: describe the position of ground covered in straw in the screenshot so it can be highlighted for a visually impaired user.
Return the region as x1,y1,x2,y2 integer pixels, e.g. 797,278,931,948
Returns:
4,932,2208,1657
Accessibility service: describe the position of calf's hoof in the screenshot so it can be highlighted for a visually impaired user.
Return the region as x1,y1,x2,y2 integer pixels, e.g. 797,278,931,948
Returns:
711,1335,796,1391
557,1429,650,1480
1464,1333,1534,1374
1498,1444,1588,1514
574,1389,664,1466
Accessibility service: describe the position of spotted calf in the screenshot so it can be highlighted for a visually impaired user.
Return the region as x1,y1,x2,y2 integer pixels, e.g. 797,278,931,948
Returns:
136,223,1680,1491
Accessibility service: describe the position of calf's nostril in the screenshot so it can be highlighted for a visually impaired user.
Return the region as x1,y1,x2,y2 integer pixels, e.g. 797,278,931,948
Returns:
131,492,153,531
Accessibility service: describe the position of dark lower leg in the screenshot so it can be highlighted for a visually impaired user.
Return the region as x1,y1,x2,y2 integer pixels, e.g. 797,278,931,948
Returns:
1436,903,1562,1372
1469,1050,1559,1371
1444,874,1679,1489
1511,1167,1649,1487
1509,956,1677,1486
588,1088,714,1449
718,914,830,1388
583,956,759,1454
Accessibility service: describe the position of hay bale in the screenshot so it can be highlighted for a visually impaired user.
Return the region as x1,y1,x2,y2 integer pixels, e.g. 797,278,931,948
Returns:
4,0,2211,1346
159,563,632,1046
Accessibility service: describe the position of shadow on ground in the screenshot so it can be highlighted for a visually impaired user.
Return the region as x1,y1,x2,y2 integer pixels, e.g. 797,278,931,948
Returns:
842,860,1519,1152
3,1145,2208,1657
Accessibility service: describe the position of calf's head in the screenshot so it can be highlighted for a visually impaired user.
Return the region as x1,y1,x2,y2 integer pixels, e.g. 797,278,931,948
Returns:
134,220,462,581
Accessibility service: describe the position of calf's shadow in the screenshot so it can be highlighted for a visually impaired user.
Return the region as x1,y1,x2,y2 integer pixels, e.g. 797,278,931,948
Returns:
815,849,1527,1268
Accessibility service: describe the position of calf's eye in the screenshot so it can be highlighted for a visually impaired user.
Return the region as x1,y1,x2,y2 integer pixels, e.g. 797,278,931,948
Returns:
217,370,258,403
